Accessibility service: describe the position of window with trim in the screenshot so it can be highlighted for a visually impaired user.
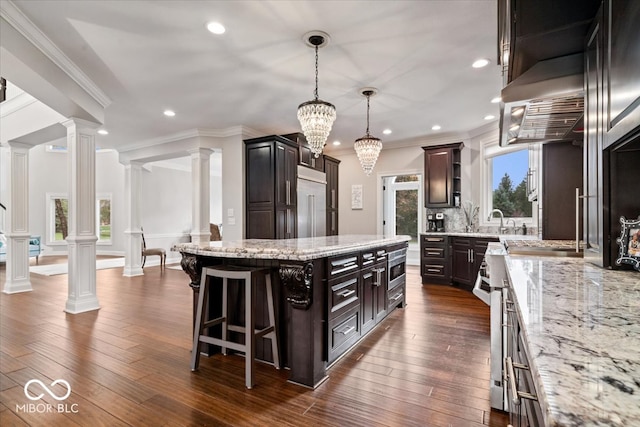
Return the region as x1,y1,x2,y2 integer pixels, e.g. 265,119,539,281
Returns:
46,193,112,244
481,140,539,225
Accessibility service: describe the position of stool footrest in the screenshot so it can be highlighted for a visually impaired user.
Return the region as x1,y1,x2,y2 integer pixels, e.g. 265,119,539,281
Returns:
226,324,275,338
198,335,247,353
203,317,226,329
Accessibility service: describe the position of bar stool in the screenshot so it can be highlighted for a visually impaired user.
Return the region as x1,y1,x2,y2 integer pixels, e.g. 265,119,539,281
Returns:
191,265,280,389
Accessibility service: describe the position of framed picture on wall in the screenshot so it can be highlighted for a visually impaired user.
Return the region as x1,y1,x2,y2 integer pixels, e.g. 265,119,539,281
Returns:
615,216,640,271
351,185,363,210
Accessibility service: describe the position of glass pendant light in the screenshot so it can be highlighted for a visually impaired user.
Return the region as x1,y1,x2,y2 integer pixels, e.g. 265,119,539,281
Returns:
354,88,382,176
297,31,337,158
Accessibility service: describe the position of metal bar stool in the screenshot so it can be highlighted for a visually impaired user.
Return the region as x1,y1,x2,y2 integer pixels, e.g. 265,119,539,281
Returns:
191,265,280,389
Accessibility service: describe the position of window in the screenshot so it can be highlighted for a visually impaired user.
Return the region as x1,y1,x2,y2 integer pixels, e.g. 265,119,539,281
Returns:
46,193,112,244
481,140,539,224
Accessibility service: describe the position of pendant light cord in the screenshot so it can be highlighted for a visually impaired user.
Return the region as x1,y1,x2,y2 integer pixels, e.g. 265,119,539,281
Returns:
314,45,319,100
365,94,371,135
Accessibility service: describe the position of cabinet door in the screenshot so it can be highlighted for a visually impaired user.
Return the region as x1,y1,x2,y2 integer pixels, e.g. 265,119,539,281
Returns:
275,142,298,208
246,142,275,207
325,158,339,235
360,266,376,335
451,238,472,285
374,264,388,323
584,14,606,266
424,148,452,207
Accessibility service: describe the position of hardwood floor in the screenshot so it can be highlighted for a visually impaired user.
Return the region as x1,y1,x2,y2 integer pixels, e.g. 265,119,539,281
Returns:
0,259,508,426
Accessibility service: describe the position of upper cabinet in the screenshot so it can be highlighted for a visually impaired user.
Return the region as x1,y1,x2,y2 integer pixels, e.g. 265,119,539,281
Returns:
603,0,640,147
283,132,325,172
422,143,463,208
245,135,299,239
324,156,340,236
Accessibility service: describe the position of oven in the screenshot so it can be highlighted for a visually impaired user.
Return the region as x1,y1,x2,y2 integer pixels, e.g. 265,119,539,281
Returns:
387,247,407,290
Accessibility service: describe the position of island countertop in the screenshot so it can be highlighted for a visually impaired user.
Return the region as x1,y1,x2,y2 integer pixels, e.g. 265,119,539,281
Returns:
172,234,411,261
504,255,640,426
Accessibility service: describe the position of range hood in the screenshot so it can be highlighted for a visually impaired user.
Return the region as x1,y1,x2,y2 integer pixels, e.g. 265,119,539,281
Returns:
500,54,584,146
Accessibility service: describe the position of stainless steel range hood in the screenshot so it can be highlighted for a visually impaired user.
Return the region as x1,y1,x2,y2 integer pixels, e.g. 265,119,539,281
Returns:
500,54,584,146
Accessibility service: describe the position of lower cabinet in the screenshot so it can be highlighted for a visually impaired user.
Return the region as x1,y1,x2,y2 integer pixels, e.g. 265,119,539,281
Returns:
452,236,498,290
421,234,498,289
327,246,401,364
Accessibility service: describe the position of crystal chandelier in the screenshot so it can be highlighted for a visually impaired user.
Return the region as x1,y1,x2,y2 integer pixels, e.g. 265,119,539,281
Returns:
354,89,382,176
297,31,336,158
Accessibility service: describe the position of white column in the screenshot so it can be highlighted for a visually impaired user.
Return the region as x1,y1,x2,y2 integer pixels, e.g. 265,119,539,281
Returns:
190,148,212,244
122,161,143,277
62,118,100,314
3,142,32,294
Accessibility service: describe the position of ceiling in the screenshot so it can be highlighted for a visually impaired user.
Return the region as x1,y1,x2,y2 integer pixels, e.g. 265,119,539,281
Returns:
2,0,502,155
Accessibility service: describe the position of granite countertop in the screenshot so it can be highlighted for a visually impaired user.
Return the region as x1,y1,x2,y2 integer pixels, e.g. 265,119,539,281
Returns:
504,255,640,426
421,231,538,240
172,234,411,261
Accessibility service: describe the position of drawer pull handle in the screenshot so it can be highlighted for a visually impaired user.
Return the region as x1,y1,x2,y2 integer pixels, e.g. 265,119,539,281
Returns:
337,289,355,298
338,325,355,335
427,268,440,273
391,293,403,301
425,238,442,242
425,251,441,256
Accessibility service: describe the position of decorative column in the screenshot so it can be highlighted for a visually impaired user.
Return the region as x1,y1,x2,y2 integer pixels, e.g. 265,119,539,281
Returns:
62,118,100,314
3,142,33,294
190,148,211,244
122,161,144,276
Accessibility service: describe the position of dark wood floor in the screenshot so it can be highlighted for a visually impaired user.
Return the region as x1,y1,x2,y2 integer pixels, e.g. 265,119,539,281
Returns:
0,258,508,426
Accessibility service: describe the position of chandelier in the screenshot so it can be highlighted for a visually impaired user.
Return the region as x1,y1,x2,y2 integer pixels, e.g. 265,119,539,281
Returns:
297,31,336,158
354,88,382,176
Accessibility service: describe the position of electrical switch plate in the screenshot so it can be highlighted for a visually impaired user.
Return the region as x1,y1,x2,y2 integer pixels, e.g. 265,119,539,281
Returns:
228,217,236,225
227,208,234,217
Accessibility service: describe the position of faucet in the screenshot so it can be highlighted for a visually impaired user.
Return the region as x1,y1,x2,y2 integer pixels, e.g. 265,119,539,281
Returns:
506,219,516,235
487,209,507,234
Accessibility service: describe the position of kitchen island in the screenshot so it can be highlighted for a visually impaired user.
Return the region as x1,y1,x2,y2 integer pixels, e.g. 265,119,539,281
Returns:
504,255,640,426
173,235,410,388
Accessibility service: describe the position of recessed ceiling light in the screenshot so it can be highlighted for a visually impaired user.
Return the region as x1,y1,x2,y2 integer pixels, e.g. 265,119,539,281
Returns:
164,110,176,117
512,107,525,116
382,129,392,135
472,58,490,68
207,22,226,35
97,129,109,135
484,115,495,120
491,97,502,103
333,140,341,146
510,124,520,131
432,125,441,131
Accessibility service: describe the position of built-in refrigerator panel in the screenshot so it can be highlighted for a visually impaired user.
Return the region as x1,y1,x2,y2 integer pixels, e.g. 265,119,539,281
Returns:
297,166,326,238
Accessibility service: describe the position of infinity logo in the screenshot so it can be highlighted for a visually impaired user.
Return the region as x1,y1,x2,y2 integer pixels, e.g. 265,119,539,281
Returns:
24,379,71,401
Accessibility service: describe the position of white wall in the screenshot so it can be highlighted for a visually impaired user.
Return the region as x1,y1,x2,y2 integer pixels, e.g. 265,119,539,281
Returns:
332,128,493,235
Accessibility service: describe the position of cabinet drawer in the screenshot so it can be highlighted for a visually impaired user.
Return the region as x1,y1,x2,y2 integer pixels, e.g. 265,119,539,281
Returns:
421,235,447,245
328,307,360,363
361,251,376,268
422,263,446,277
422,246,445,258
327,253,359,278
388,283,405,309
329,271,359,317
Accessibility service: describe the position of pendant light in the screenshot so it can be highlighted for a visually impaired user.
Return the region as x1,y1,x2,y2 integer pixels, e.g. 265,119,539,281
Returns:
297,31,337,158
354,88,382,176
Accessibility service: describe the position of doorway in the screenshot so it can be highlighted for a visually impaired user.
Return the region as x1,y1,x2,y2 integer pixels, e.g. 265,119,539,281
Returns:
382,174,422,265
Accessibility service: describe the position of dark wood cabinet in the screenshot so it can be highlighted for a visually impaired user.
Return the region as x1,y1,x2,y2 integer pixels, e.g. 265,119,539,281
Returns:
245,135,299,239
422,142,463,208
283,132,325,172
542,141,583,240
361,249,387,336
324,156,340,236
420,235,451,284
451,236,498,290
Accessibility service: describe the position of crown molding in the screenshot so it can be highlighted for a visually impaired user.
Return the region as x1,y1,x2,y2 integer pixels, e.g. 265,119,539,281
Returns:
0,91,37,117
0,0,111,108
118,125,264,153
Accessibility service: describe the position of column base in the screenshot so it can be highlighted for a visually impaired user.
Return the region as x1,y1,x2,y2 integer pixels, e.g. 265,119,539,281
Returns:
65,295,100,314
123,267,144,277
3,279,33,294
